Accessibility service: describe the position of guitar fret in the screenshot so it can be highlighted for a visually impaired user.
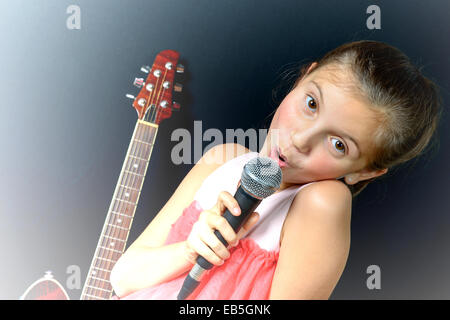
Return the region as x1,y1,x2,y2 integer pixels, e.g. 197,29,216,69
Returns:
103,235,126,242
111,210,132,218
123,169,144,177
107,218,132,232
100,239,125,253
130,141,151,159
92,266,111,273
84,293,107,300
95,256,117,263
138,119,158,128
107,223,129,231
86,285,111,293
117,185,141,199
128,155,147,162
119,184,140,192
116,185,140,203
89,269,111,280
121,172,143,189
134,138,152,146
90,275,110,283
99,245,122,254
114,198,137,206
118,184,142,191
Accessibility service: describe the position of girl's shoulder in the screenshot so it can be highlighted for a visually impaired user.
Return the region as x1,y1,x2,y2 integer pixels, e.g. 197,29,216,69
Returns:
297,179,351,202
272,179,352,299
280,179,352,244
293,179,352,218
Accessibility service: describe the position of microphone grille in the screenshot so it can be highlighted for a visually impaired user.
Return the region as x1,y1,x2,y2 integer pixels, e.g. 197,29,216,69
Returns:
241,156,282,199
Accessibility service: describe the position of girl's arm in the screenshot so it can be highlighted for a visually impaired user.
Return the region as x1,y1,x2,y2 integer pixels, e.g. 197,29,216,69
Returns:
110,143,250,298
269,179,352,300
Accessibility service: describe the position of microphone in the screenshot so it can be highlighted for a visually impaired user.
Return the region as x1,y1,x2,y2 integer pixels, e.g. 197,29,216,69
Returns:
177,156,282,300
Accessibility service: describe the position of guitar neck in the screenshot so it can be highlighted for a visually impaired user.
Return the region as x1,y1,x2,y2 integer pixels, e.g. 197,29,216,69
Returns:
80,119,158,300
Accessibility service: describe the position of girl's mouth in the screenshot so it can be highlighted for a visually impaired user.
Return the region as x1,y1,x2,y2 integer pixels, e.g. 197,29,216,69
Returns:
270,147,288,168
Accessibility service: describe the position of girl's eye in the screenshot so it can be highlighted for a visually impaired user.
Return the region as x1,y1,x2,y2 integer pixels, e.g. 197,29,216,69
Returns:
330,137,346,154
305,95,317,112
304,94,346,156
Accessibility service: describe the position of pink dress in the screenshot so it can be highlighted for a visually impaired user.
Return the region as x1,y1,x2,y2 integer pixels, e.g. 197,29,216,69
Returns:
117,151,315,300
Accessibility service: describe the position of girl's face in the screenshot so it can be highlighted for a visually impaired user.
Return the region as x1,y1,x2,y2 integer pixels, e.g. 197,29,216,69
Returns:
261,63,383,189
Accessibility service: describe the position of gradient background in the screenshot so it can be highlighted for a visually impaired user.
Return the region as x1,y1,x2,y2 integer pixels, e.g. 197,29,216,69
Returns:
1,0,449,299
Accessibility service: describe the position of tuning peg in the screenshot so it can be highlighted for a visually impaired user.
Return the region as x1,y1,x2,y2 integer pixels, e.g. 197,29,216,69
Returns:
174,82,183,92
133,77,145,88
160,100,169,108
172,101,181,111
176,64,184,73
140,65,151,73
126,94,136,100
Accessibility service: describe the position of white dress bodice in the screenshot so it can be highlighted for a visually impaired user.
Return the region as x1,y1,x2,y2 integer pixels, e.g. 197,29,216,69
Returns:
193,151,315,252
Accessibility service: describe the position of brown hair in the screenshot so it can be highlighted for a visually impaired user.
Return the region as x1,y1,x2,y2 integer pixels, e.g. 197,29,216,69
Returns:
270,40,443,198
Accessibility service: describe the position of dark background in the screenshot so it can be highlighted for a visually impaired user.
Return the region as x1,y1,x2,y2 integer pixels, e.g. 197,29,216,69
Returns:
0,0,449,299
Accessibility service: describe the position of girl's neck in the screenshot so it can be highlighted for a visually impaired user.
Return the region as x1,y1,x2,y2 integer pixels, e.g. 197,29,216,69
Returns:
274,181,307,194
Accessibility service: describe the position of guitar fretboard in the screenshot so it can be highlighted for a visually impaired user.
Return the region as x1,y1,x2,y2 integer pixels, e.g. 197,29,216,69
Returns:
80,119,158,300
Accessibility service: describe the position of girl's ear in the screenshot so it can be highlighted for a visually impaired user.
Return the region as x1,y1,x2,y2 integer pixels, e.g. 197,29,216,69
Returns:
347,168,388,185
365,168,388,180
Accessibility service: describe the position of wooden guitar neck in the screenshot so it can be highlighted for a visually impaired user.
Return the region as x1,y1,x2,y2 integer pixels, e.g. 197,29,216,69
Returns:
80,120,158,300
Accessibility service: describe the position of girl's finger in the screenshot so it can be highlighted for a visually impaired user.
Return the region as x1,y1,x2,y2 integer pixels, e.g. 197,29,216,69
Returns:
202,212,238,245
187,228,224,266
236,211,260,240
216,191,241,216
198,224,230,260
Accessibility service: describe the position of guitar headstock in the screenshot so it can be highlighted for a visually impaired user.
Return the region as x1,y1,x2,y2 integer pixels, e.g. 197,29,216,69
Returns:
126,50,184,125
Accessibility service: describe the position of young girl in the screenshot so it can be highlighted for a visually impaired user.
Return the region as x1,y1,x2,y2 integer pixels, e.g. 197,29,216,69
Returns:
109,40,442,300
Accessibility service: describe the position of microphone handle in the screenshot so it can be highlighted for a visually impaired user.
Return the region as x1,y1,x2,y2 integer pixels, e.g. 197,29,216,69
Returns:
195,186,262,271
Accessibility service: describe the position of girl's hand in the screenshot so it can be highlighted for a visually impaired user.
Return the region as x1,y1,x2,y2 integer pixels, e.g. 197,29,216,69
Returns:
184,191,259,266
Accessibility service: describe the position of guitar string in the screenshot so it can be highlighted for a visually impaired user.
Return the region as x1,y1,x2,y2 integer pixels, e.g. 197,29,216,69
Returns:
87,116,151,299
88,62,170,298
154,68,168,124
146,64,168,123
87,93,151,298
88,68,160,298
145,66,160,123
95,63,169,298
96,67,166,295
100,114,156,298
101,68,167,279
91,120,149,298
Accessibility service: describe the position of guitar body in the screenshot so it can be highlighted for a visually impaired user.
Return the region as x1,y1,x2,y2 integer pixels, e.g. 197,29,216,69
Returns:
21,50,184,300
20,271,69,300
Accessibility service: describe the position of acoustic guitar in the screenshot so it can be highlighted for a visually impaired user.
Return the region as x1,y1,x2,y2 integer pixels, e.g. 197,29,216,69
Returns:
20,49,184,300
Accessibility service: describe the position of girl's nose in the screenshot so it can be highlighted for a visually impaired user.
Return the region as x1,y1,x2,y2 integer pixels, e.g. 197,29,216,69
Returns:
290,130,311,154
